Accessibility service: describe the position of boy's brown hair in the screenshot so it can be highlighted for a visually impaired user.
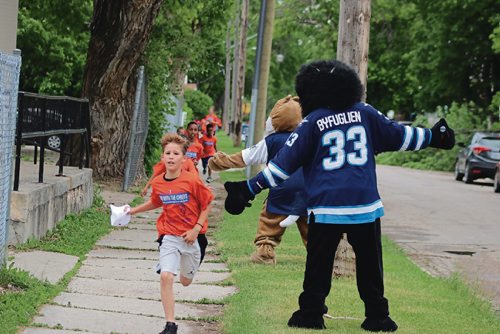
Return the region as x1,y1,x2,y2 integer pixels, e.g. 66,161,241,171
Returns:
161,133,188,153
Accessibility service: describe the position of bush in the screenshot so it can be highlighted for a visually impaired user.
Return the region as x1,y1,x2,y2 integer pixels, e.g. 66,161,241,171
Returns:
184,90,213,121
377,101,494,172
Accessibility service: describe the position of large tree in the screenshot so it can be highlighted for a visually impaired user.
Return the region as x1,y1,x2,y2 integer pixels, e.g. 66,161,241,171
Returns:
82,0,164,178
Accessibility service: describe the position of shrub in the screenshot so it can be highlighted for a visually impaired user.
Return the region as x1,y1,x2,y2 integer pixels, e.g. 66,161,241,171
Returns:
184,90,213,121
377,101,492,172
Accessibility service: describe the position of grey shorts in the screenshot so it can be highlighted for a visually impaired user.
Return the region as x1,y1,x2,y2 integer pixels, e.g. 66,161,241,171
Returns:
158,235,201,280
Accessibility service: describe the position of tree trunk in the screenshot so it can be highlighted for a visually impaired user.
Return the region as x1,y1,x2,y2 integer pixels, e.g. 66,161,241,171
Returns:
231,0,248,147
82,0,164,178
250,0,274,176
334,0,371,277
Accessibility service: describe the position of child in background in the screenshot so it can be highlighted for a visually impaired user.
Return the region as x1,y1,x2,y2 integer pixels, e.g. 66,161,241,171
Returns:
128,133,213,334
185,121,204,170
176,126,186,138
141,150,197,197
200,123,217,183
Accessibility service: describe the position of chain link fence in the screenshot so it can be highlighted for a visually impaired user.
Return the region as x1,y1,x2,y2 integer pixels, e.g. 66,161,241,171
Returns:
123,66,149,191
0,50,21,264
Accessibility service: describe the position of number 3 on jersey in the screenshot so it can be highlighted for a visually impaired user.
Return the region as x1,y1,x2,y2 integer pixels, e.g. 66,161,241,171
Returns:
322,126,368,170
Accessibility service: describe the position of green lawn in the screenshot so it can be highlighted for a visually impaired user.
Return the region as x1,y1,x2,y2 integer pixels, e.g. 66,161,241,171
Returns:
214,134,499,334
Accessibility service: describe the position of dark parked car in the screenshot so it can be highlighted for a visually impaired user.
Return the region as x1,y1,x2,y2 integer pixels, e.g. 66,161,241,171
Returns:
454,132,500,184
494,162,500,193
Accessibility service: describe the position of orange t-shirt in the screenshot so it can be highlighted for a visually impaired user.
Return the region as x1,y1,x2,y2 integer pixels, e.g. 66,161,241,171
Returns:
150,170,214,237
204,113,222,127
152,159,198,178
186,139,204,162
182,158,198,176
200,135,217,158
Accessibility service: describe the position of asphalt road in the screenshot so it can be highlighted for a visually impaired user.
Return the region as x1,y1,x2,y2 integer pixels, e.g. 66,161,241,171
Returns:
376,165,500,315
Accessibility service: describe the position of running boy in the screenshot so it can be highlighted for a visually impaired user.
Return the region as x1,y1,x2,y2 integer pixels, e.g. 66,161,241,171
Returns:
128,133,213,334
200,123,217,183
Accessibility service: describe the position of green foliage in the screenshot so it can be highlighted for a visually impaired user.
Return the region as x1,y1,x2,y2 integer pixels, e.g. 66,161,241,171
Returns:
404,0,498,112
17,0,92,96
491,16,500,53
184,89,214,121
376,101,496,171
183,104,194,125
269,0,499,122
0,266,55,334
368,0,418,114
143,0,232,172
267,0,340,111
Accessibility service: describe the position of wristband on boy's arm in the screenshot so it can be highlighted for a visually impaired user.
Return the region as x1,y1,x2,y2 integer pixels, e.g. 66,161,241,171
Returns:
195,222,203,230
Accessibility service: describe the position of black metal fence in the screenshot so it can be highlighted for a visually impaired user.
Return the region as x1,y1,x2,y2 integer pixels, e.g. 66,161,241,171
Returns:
13,92,91,191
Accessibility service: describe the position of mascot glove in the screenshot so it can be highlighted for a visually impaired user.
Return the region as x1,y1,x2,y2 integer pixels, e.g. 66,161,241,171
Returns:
429,118,455,150
209,151,245,171
208,151,228,171
224,181,255,215
279,215,300,228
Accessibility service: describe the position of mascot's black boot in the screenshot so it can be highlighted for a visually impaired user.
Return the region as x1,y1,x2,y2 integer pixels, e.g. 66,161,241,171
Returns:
361,316,398,332
287,310,326,330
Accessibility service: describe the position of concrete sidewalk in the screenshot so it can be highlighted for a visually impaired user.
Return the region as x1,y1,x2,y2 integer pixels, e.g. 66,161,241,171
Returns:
14,174,236,334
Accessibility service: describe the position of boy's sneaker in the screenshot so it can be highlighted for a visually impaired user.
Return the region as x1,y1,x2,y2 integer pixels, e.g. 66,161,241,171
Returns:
203,168,207,175
361,316,398,332
206,177,213,183
159,322,178,334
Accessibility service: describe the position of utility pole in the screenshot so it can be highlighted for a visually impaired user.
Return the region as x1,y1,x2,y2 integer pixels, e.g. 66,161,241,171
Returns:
230,0,249,146
233,0,249,147
230,1,241,137
334,0,372,277
247,0,275,177
223,20,232,134
337,0,371,100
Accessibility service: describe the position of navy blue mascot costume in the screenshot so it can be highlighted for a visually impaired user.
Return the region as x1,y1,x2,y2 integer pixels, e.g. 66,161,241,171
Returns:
224,60,455,331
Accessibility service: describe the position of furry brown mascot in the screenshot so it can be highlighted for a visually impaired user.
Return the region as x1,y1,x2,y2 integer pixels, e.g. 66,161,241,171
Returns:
209,95,308,264
223,60,455,331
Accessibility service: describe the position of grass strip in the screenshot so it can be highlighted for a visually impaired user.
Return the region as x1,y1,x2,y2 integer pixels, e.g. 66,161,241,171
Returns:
215,168,500,334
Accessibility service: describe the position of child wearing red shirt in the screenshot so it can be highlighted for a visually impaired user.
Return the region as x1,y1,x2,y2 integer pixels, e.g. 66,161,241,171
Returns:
128,133,213,334
200,123,217,183
185,121,204,169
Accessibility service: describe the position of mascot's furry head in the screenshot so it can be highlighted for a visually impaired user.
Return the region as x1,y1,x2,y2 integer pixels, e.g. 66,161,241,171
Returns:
295,60,363,116
264,95,302,136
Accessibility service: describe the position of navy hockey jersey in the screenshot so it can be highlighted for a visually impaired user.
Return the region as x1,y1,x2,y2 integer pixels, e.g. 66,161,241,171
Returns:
264,132,307,216
247,102,432,224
